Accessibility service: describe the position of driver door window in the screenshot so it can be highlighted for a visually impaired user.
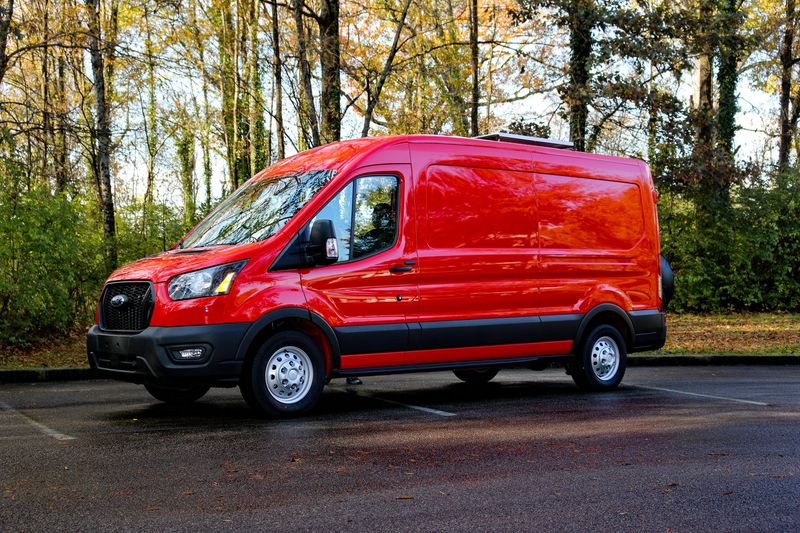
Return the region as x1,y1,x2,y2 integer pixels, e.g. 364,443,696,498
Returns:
310,175,399,264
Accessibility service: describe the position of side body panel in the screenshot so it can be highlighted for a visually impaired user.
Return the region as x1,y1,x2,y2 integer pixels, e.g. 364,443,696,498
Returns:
533,152,659,315
328,139,661,371
406,142,556,365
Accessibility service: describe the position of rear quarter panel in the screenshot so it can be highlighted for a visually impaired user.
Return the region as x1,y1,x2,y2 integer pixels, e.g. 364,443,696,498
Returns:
532,151,659,314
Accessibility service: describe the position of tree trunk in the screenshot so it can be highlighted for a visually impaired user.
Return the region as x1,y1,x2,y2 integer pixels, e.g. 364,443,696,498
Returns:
434,0,470,135
779,0,796,171
232,0,243,189
361,0,412,137
485,3,497,124
717,0,740,158
647,88,658,163
176,110,196,228
0,0,14,86
248,0,265,175
293,0,320,147
567,0,594,152
103,0,118,106
189,0,213,209
142,4,157,235
40,0,51,179
86,0,117,270
694,1,714,150
55,54,68,191
217,1,239,192
200,81,213,209
269,0,285,159
318,0,340,144
469,0,479,136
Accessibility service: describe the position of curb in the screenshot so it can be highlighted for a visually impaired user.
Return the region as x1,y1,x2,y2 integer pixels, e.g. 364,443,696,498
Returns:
629,355,800,366
0,367,99,384
1,355,798,383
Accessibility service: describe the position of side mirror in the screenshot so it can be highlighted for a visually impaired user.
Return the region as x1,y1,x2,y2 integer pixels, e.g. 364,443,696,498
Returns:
306,219,339,265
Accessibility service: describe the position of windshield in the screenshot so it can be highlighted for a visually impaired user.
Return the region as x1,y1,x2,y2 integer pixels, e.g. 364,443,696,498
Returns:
180,170,335,249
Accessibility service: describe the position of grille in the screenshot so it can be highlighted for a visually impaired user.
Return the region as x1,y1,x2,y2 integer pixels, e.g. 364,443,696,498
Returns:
100,282,154,332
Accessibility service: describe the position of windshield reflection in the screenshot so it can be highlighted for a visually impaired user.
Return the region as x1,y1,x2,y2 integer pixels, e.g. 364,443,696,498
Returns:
180,170,335,249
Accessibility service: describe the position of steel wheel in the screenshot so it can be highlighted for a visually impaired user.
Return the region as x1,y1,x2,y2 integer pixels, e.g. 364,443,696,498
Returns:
570,324,627,390
589,336,620,382
241,331,326,417
265,346,313,405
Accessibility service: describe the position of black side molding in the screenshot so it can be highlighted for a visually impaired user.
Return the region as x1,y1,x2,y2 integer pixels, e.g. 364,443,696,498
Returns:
334,314,584,356
335,354,575,377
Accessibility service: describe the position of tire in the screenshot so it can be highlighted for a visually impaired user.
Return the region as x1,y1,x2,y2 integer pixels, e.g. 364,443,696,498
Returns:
660,255,674,308
240,331,325,417
569,324,627,391
144,383,210,404
453,368,499,384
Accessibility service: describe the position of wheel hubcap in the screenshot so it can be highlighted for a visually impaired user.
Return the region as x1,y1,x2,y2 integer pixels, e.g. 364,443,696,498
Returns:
590,336,620,381
265,346,313,404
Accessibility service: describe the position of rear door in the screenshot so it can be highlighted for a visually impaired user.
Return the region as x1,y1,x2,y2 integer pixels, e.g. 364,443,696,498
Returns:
300,165,419,370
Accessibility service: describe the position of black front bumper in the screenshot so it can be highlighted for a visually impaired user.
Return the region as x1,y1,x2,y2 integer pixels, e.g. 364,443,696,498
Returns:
87,323,250,386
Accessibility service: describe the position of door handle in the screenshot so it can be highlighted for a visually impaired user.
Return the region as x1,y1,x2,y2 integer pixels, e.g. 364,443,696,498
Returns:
389,265,413,273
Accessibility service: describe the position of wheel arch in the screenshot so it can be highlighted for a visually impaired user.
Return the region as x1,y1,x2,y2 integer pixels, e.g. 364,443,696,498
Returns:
573,304,634,354
236,308,341,376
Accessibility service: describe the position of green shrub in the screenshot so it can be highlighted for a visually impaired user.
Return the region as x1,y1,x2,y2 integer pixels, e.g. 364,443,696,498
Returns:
0,188,105,345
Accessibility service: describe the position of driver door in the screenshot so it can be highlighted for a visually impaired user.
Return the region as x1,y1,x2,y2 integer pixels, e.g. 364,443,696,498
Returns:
300,166,418,369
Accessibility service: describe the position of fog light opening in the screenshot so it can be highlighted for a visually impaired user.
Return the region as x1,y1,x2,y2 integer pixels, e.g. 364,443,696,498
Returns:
171,347,206,361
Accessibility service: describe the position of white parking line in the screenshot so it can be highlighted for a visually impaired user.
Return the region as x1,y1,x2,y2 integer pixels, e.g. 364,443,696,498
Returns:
0,401,76,441
636,385,769,406
350,390,456,417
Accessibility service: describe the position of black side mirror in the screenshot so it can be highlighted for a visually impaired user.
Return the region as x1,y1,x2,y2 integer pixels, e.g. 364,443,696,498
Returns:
305,219,339,265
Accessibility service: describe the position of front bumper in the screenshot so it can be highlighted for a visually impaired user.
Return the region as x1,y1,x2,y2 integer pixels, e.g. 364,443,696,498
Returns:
87,323,250,386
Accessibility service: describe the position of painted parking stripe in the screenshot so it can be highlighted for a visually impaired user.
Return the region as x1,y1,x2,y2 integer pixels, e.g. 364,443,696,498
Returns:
635,385,769,406
350,390,456,417
0,401,76,441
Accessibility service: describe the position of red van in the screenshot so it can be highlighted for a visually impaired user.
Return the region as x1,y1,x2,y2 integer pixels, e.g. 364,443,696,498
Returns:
87,133,670,416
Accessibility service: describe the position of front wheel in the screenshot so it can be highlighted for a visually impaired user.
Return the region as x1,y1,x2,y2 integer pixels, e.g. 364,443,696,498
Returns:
240,331,325,417
569,325,627,390
144,383,210,404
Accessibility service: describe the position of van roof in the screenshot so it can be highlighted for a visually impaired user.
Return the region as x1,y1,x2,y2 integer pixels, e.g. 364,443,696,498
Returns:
258,134,646,179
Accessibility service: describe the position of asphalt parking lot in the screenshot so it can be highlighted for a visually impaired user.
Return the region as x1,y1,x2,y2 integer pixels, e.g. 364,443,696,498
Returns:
1,365,798,532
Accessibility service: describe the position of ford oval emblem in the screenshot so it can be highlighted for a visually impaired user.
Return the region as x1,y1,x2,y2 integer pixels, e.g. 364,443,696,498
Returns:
110,294,129,308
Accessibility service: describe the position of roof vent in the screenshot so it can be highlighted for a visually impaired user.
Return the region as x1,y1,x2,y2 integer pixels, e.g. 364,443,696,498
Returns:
475,132,574,150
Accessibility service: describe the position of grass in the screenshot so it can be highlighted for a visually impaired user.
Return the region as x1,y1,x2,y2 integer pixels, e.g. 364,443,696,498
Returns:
649,312,800,356
0,313,798,370
0,330,87,370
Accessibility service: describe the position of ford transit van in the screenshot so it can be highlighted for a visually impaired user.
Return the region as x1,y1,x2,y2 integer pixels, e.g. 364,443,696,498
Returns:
87,133,670,416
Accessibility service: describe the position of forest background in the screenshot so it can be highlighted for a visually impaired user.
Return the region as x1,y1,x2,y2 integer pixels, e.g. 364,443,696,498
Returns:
1,0,799,359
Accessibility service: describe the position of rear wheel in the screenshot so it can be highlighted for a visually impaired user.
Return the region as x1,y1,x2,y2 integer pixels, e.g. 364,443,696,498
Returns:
240,331,325,417
569,324,627,390
453,368,499,384
144,383,210,404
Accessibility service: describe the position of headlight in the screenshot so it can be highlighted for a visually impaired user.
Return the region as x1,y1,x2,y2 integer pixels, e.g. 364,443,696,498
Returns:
168,260,247,301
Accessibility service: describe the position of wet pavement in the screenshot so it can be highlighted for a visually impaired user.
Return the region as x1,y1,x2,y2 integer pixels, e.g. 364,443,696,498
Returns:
1,366,798,531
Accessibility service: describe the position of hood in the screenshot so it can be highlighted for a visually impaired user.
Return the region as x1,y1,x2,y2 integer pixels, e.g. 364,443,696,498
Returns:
107,240,270,284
